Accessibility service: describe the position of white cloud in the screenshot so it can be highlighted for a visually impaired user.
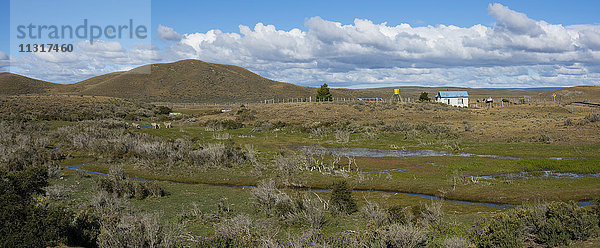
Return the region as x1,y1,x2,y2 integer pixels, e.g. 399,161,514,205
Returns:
0,51,9,71
488,3,544,37
163,3,599,87
9,41,158,83
7,3,600,87
157,24,182,41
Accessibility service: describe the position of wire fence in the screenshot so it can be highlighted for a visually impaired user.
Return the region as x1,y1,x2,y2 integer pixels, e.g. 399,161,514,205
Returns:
154,96,600,115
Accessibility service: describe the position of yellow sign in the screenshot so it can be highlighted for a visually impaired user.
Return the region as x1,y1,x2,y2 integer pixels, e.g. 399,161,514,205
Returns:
552,93,556,98
394,89,400,95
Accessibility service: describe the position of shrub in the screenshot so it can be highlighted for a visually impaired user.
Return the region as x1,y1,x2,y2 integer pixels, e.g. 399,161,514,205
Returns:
388,205,413,225
316,83,333,102
250,179,290,217
235,108,257,122
0,165,73,247
419,202,444,228
361,201,389,228
419,92,430,102
470,213,523,248
330,180,357,214
68,208,101,247
386,223,428,248
583,113,600,123
564,118,573,126
443,236,469,248
524,202,599,246
295,194,328,229
154,106,172,115
335,129,351,143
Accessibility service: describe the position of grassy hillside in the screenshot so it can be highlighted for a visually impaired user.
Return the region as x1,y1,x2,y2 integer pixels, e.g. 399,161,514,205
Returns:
0,72,63,95
541,86,600,103
0,59,581,103
59,60,362,103
363,86,547,100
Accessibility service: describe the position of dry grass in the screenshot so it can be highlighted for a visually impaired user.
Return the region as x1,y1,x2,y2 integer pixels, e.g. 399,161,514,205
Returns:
194,101,599,145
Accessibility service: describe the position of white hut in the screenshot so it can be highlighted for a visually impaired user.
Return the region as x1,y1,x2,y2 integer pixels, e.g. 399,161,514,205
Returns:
435,91,469,107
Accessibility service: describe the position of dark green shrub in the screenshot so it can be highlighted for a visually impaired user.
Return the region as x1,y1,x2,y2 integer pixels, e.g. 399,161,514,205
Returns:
316,83,333,102
470,213,523,248
419,92,430,102
388,205,410,224
134,182,149,200
536,217,571,246
154,106,172,115
330,180,357,214
235,108,257,122
145,181,166,198
68,208,101,247
0,166,73,247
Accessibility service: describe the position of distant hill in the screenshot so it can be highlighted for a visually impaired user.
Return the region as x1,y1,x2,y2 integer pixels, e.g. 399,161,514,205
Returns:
0,72,63,95
59,60,360,103
540,86,600,103
2,60,594,103
360,86,546,100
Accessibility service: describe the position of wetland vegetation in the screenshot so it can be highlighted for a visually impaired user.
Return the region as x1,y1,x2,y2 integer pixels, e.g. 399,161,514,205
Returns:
1,95,599,247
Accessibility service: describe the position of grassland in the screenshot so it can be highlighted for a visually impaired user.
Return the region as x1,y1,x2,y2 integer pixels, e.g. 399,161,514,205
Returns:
3,94,600,247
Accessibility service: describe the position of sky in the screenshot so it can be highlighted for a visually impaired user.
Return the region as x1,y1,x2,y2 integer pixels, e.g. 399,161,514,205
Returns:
1,0,599,88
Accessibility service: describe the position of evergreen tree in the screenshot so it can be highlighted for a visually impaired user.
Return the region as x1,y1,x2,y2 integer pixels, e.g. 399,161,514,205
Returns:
419,92,430,102
330,180,357,214
316,83,333,102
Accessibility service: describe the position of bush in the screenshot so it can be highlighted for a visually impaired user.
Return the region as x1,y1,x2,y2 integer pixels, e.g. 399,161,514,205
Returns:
68,208,101,247
525,202,599,246
361,201,389,228
443,236,469,248
330,180,357,214
386,223,428,248
583,113,600,123
0,166,73,247
471,202,599,248
470,213,523,248
96,172,165,200
388,205,412,225
250,179,290,217
154,106,172,115
419,92,430,102
316,83,333,102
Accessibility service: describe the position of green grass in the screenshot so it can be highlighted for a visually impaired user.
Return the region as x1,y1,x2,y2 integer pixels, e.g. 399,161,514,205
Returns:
50,166,495,238
136,125,600,159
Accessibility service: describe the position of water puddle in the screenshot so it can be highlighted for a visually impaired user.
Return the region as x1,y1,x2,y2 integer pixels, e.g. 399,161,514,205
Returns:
64,163,593,209
298,146,584,160
466,171,600,180
361,168,410,174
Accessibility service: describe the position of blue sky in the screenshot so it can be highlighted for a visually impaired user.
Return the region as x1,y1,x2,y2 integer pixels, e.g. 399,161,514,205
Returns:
1,0,600,87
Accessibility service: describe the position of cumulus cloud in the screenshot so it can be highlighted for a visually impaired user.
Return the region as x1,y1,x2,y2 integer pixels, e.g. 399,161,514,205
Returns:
157,24,182,41
7,3,600,87
0,51,9,71
488,3,544,37
10,41,158,83
162,3,599,87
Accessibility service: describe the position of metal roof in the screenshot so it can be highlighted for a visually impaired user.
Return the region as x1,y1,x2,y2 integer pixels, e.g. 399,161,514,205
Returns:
437,91,469,98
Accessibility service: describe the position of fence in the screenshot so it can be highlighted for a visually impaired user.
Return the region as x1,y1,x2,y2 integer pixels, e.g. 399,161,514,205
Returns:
153,96,600,116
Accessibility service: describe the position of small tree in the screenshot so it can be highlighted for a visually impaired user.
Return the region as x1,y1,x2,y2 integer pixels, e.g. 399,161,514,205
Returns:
316,83,333,102
419,92,430,102
330,180,357,214
154,106,172,115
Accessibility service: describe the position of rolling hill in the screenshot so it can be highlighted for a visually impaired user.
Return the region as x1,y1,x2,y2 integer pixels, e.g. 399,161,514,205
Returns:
541,86,600,103
59,60,360,103
2,59,589,103
0,72,63,95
